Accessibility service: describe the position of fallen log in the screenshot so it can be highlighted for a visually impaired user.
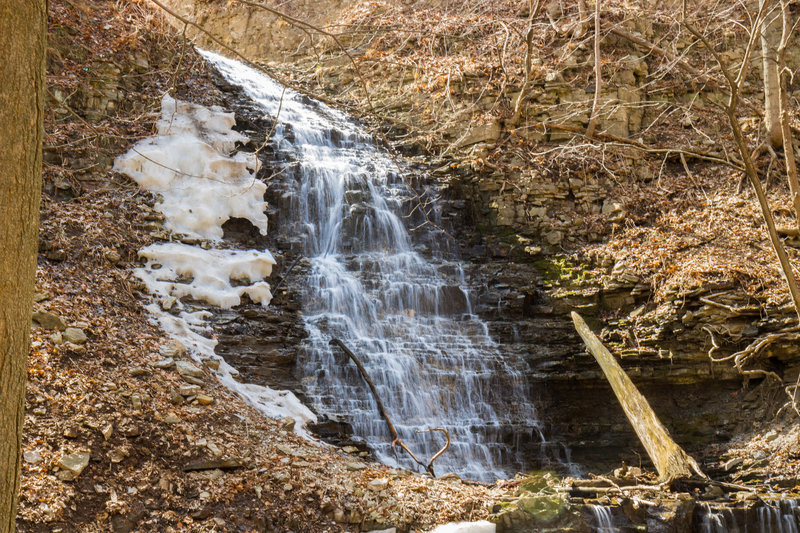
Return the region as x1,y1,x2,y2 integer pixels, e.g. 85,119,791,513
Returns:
571,312,706,482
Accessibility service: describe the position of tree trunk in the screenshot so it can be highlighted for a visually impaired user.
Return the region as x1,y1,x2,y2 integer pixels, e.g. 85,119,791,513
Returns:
0,0,46,529
760,0,783,148
571,312,706,482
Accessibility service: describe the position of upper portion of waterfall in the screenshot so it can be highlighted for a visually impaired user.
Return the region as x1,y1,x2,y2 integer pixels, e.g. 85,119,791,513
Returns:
202,50,553,481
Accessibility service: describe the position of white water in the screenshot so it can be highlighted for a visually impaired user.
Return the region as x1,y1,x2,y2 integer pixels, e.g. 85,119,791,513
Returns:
589,505,618,533
201,50,548,481
701,500,799,533
758,500,799,533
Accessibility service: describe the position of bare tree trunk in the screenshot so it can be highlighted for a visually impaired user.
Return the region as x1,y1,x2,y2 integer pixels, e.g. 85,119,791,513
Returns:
761,0,783,148
777,0,800,232
0,0,46,529
572,313,706,482
510,0,542,127
585,0,602,139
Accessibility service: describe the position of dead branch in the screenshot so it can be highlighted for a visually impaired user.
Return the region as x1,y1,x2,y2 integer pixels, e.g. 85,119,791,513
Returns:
572,312,706,482
328,338,446,476
608,26,708,82
415,427,450,477
532,121,743,169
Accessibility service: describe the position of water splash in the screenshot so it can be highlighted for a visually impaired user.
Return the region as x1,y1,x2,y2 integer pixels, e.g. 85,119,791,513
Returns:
201,50,549,481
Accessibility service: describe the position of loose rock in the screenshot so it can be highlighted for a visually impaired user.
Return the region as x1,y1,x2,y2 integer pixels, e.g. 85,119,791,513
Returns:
58,451,91,476
31,310,66,331
63,327,88,344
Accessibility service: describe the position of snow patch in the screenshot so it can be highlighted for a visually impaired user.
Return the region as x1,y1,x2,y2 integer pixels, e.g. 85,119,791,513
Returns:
150,304,315,432
135,243,275,308
429,521,496,533
114,94,267,240
118,94,315,433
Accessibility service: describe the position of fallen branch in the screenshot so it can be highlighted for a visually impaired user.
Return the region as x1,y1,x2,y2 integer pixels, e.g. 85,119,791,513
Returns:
328,338,449,476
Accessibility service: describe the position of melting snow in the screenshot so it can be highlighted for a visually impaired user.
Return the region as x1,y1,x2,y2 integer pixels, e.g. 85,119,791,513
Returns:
135,243,275,308
429,521,496,533
113,94,268,240
115,93,315,432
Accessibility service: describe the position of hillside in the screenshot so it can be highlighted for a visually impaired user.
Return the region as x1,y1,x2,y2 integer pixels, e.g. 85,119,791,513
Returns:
18,0,800,531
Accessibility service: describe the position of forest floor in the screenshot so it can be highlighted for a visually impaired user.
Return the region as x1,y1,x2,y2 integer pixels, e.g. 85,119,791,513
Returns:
21,1,504,531
19,0,800,531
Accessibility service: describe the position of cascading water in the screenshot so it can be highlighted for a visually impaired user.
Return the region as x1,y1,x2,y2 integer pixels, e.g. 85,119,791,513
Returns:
201,50,548,481
700,500,799,533
588,505,618,533
758,500,799,533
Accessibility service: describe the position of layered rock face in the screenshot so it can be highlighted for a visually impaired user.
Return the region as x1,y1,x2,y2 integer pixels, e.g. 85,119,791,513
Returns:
161,0,800,477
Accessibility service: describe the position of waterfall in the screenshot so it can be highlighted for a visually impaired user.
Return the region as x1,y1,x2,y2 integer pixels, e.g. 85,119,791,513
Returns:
201,50,548,481
758,500,799,533
700,500,799,533
588,505,617,533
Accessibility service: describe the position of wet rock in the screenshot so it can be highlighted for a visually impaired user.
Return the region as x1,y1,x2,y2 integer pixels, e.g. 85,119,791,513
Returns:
58,451,90,476
32,311,66,331
345,462,367,471
63,327,87,344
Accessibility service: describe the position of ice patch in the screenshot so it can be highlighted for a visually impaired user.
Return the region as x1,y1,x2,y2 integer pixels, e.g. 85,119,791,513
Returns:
429,521,496,533
135,243,275,308
114,94,268,240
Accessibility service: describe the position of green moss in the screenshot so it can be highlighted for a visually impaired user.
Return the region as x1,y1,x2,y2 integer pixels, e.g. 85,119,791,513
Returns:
534,256,593,286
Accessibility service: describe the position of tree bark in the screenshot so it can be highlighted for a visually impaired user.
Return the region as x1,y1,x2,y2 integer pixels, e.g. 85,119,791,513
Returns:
571,313,706,482
0,0,46,529
585,0,602,139
776,0,800,232
760,0,783,148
